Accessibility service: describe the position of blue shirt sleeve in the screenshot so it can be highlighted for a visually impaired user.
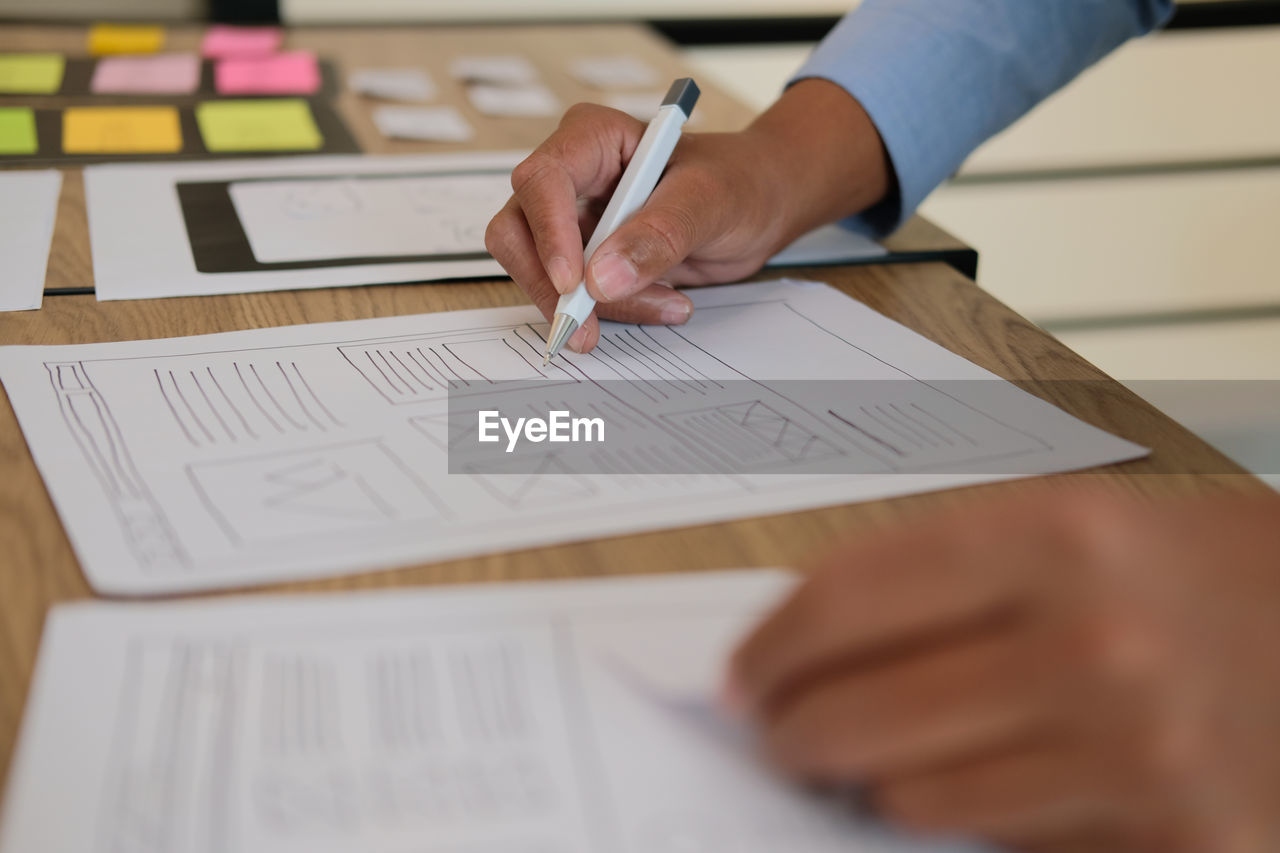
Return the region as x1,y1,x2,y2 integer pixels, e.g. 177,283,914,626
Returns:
793,0,1175,235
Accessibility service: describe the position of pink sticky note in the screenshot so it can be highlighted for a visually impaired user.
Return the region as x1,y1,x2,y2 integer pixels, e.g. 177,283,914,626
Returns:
214,51,320,95
201,25,283,58
90,53,201,94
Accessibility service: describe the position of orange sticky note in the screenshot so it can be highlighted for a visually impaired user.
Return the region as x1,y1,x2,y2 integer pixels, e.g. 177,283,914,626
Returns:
88,23,165,56
62,106,183,154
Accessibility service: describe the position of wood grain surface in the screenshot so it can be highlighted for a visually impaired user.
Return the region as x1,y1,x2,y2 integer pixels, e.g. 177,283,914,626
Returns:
0,22,1265,798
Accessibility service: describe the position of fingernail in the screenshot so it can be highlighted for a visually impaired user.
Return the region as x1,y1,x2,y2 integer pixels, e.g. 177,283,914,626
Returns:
591,253,637,302
547,255,574,293
660,298,692,325
566,325,590,353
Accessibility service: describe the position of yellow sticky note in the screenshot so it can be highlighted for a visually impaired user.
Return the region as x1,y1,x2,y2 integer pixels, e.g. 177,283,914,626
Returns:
63,106,183,154
88,23,165,56
195,99,323,153
0,53,65,94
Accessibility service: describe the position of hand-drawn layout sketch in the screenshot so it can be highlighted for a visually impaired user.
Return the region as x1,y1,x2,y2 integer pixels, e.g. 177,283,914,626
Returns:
84,152,521,300
83,152,885,301
229,172,513,264
0,279,1147,595
0,571,991,853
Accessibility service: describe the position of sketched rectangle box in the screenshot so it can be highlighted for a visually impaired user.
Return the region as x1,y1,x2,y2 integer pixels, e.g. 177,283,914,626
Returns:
187,438,444,546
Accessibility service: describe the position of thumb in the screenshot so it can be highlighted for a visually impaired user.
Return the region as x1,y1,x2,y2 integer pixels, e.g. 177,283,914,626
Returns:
584,182,706,304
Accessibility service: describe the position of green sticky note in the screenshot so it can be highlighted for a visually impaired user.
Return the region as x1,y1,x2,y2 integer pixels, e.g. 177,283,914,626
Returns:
195,99,323,153
0,53,65,94
0,107,38,155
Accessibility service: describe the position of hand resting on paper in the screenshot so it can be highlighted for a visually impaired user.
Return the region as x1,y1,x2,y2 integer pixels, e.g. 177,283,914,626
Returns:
484,79,891,354
726,488,1280,852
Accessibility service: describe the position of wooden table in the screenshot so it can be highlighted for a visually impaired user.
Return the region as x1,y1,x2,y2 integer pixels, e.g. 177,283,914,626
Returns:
0,22,1265,799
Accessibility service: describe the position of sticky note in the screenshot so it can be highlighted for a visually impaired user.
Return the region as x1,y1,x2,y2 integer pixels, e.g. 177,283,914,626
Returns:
214,51,320,95
0,107,39,155
201,25,283,58
62,106,183,154
90,53,200,94
0,53,65,94
88,24,165,56
373,105,473,142
195,99,322,152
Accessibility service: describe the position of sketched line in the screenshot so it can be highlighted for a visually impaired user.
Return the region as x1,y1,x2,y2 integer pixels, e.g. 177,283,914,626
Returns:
208,366,258,440
291,362,346,428
424,346,468,386
251,363,307,431
638,326,723,388
408,348,451,389
503,338,546,378
364,351,402,396
890,402,952,447
378,350,413,395
235,362,284,434
442,343,490,383
624,329,705,391
389,350,433,393
277,361,327,431
189,370,237,442
861,405,924,449
154,368,199,447
168,370,216,444
394,349,438,391
828,409,905,458
612,331,674,384
911,401,978,446
594,337,667,400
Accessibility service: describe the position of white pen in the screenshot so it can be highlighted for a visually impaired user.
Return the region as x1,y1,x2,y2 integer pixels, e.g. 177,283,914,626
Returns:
542,77,701,365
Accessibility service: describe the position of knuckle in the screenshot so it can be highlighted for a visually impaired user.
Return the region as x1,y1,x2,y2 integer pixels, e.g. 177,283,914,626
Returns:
509,151,559,195
631,207,697,267
483,209,518,261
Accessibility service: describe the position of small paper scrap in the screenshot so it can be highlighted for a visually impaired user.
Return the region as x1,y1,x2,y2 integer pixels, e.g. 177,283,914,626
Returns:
349,68,436,103
569,56,659,89
449,55,538,85
467,83,559,118
0,170,62,312
372,105,473,142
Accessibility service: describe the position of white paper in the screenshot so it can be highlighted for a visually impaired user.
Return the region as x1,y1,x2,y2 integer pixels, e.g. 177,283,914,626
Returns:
468,82,561,117
449,54,539,85
0,170,62,312
230,172,508,263
372,104,475,142
85,152,521,300
85,151,881,302
569,55,660,89
766,223,888,266
0,279,1147,595
348,67,437,102
0,570,996,853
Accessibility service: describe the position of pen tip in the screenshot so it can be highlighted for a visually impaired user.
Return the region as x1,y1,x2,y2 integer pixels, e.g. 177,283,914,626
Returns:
542,353,551,367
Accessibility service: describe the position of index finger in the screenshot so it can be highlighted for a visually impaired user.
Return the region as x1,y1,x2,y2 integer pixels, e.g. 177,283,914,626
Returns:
509,104,646,295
